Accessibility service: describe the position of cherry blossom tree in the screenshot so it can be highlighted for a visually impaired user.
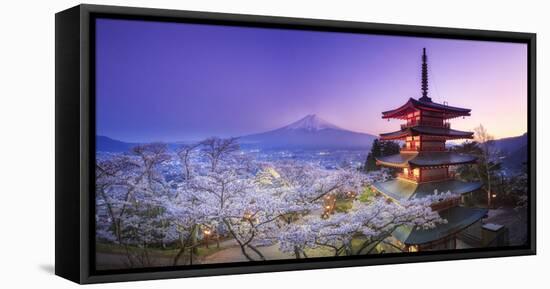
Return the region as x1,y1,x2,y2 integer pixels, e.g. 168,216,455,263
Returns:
96,144,174,267
176,143,200,180
96,137,452,267
278,192,457,257
199,137,240,172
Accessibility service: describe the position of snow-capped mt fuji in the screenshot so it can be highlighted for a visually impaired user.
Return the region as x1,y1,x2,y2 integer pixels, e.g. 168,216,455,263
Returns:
239,114,376,149
282,114,342,131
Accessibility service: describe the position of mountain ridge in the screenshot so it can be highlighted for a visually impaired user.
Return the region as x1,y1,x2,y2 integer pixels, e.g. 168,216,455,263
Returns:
491,133,528,172
97,116,527,156
281,114,343,131
239,114,377,149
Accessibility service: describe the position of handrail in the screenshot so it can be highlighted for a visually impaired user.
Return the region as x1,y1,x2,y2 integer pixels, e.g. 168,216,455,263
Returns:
401,122,450,129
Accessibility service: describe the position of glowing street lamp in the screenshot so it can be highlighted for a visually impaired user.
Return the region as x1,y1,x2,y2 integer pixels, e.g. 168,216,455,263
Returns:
243,211,253,221
202,227,212,248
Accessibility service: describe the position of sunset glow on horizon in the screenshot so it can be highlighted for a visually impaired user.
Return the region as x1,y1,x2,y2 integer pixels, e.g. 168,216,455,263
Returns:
96,18,527,142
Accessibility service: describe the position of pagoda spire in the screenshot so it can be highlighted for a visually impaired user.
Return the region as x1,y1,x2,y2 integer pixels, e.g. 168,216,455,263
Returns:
419,48,432,102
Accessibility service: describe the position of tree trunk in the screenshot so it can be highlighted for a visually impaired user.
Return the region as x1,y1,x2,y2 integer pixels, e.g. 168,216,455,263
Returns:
247,244,266,261
172,244,186,266
173,231,190,266
294,246,302,259
238,245,255,261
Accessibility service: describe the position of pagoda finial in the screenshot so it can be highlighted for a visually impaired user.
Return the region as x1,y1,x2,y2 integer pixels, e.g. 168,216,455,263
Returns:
419,48,432,102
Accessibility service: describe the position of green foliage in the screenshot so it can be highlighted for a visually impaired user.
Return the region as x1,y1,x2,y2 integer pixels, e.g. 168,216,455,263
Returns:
452,132,527,209
494,165,528,208
452,141,482,181
364,139,401,172
334,199,353,213
451,140,501,185
359,187,377,203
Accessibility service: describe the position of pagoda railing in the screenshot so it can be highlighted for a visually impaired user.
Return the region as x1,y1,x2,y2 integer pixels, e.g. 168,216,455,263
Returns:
400,147,419,153
401,122,450,130
397,173,456,183
420,174,450,183
400,147,447,153
397,173,419,182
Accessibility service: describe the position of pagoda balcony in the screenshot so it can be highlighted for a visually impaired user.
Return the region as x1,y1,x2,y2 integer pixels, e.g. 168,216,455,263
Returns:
401,122,450,130
397,172,456,183
400,147,420,153
400,147,447,153
397,173,419,182
420,174,453,183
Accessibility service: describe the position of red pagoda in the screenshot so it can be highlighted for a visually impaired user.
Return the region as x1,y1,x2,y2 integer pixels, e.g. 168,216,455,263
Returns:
372,48,488,251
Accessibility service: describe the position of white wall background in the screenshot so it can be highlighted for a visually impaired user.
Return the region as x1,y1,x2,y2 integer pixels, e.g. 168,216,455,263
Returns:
0,0,546,287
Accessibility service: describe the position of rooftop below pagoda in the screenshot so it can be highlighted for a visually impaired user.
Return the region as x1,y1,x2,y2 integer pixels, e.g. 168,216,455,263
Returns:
376,151,478,168
393,206,488,245
372,178,482,201
380,125,474,140
382,97,471,120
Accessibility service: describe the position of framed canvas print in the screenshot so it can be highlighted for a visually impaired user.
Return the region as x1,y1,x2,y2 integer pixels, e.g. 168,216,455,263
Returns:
55,4,536,284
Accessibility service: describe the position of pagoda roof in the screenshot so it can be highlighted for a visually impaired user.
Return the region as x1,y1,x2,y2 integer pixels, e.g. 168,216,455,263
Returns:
380,126,474,140
393,206,488,245
372,178,482,201
382,98,471,120
376,151,477,168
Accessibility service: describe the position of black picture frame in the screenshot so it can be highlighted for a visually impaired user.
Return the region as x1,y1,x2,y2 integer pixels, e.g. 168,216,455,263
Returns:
55,4,536,284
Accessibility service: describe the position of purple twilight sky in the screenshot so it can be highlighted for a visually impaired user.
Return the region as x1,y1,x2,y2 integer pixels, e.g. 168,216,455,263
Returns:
96,18,527,143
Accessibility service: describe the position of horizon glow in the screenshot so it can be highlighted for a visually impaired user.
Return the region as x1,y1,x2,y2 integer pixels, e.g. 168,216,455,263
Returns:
96,18,527,143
